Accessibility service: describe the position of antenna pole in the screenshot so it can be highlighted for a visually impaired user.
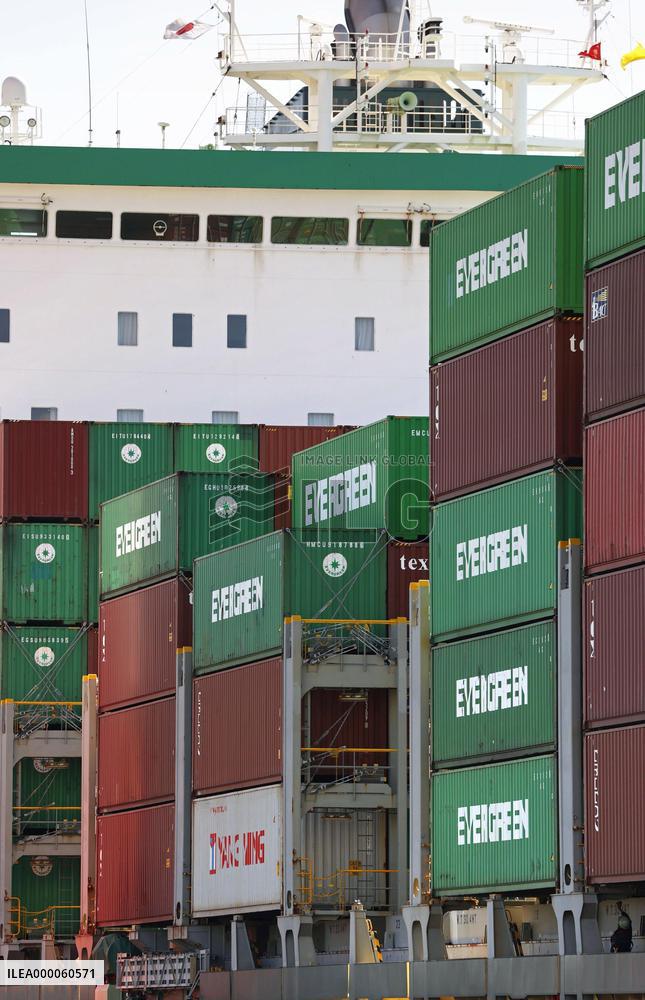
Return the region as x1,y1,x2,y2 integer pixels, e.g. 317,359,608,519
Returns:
83,0,93,146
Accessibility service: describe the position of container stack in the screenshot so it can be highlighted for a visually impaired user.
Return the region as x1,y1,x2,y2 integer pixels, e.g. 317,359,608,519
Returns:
189,416,428,918
0,420,92,942
427,167,584,897
582,90,645,891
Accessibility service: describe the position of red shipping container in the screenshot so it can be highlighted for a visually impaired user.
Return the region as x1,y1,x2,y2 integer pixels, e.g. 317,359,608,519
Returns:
96,803,174,926
193,658,282,796
584,566,645,728
387,541,429,618
98,578,192,711
306,688,389,782
98,698,175,811
585,409,645,574
585,725,645,884
258,425,353,474
585,250,645,422
430,319,582,501
0,421,88,521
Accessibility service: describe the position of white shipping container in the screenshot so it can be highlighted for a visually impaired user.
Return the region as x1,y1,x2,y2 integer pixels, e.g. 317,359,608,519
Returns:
191,784,282,916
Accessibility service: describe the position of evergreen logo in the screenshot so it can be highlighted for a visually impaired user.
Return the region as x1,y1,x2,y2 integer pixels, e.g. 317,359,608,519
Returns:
206,443,227,464
215,495,238,519
35,647,55,668
31,856,53,878
35,543,56,564
121,443,142,464
323,553,348,578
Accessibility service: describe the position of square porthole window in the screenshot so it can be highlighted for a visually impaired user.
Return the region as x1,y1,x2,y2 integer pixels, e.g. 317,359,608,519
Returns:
308,412,334,426
212,411,239,424
117,312,138,346
117,409,144,423
31,407,58,420
0,309,9,343
355,317,375,351
173,313,193,347
227,315,247,349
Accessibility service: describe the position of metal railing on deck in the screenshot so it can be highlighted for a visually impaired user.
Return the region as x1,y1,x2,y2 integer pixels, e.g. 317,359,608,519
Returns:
11,700,82,736
13,805,81,838
302,746,395,788
297,859,395,911
301,620,399,664
7,897,80,939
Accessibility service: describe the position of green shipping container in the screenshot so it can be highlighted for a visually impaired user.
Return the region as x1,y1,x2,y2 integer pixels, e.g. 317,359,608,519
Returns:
291,416,429,539
432,755,557,895
11,856,80,938
174,424,259,473
429,167,583,363
89,422,174,519
14,757,81,838
432,621,556,767
585,90,645,268
193,529,387,671
431,469,581,642
88,525,99,623
100,472,276,598
0,524,87,623
0,626,89,706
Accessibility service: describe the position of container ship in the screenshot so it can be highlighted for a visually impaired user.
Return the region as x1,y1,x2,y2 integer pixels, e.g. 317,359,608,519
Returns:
1,1,644,998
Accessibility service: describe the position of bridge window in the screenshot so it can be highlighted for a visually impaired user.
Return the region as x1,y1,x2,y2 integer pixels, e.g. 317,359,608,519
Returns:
357,217,412,247
173,313,193,347
0,208,47,237
355,317,375,351
31,407,58,420
121,213,199,241
212,411,239,424
308,412,334,426
117,312,138,346
0,309,9,343
420,219,438,247
271,217,349,245
207,215,263,243
56,210,113,239
227,315,247,349
117,409,144,422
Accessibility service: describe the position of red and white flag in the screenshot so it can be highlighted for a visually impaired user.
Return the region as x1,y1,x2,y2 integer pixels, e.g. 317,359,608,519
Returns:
164,18,213,40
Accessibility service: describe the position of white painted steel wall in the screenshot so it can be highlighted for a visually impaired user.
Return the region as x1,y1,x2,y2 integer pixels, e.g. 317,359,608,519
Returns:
192,784,283,916
0,182,492,425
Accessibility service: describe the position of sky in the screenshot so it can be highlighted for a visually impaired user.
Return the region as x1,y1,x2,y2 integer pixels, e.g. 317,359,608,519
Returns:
0,0,644,150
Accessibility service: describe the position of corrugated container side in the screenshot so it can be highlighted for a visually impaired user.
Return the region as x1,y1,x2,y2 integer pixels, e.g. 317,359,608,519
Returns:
0,625,90,705
0,421,89,521
429,167,584,363
387,541,430,618
96,804,174,926
11,856,80,938
585,725,645,883
98,697,175,811
174,423,259,473
584,566,645,727
432,755,557,894
98,578,192,711
191,785,282,916
291,416,429,539
0,523,87,623
258,426,353,473
192,659,282,796
584,251,645,421
14,758,81,836
87,524,98,624
89,422,174,520
432,621,556,766
431,470,582,641
306,688,389,784
585,89,645,268
584,409,645,573
430,319,583,501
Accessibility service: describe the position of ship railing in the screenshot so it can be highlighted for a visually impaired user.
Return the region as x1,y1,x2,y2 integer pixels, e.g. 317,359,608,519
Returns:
6,897,80,939
296,859,395,911
223,28,594,71
10,699,82,736
301,746,395,789
12,805,81,838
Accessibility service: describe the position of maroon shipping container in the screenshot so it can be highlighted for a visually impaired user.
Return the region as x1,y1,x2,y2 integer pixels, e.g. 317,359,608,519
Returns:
98,578,192,711
585,250,645,422
96,803,174,926
193,658,282,796
387,541,429,618
585,725,645,885
585,408,645,574
0,421,88,521
430,318,583,501
584,566,645,727
98,697,175,811
306,688,389,782
258,426,353,474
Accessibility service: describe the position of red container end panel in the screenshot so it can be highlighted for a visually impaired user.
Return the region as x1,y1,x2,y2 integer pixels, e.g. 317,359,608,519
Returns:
585,409,645,574
0,421,88,521
98,697,175,811
98,578,192,711
306,688,389,783
585,725,645,884
585,250,645,422
96,804,174,926
193,658,282,797
430,319,583,501
258,426,354,474
584,566,645,728
387,542,429,618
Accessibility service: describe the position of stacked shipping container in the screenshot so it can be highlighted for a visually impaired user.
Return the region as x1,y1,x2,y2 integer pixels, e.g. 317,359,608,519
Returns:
582,90,645,888
427,167,584,895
